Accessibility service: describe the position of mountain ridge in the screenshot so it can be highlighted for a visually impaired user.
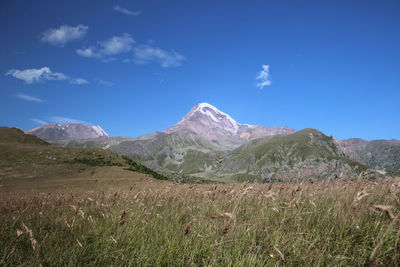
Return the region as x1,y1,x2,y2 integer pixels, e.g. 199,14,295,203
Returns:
339,138,400,175
218,128,374,182
25,123,109,141
21,103,399,181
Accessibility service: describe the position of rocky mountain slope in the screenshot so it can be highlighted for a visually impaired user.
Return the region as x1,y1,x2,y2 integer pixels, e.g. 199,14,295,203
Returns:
340,138,400,175
165,103,295,141
218,129,374,182
25,123,109,141
109,130,224,175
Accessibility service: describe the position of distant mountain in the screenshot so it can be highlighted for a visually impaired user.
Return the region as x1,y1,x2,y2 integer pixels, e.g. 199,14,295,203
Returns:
165,103,295,141
0,127,49,145
218,129,375,182
43,103,396,182
107,128,381,182
340,138,400,175
109,130,224,175
0,126,120,180
25,123,109,141
0,127,172,182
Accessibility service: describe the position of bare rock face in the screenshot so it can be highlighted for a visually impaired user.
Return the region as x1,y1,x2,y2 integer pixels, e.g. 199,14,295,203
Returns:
165,103,295,141
25,123,109,141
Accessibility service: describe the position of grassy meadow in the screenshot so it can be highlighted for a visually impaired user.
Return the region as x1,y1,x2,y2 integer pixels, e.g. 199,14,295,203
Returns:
1,177,400,266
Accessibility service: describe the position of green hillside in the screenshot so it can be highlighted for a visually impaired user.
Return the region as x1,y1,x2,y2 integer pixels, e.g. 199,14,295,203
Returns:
219,129,371,182
0,127,170,187
41,127,389,183
110,130,225,176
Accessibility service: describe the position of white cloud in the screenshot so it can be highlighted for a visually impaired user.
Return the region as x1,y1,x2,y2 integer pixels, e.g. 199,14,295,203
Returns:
6,67,65,84
32,118,48,125
17,93,43,102
134,45,186,67
96,79,114,86
256,65,272,88
114,5,141,16
100,34,135,55
50,116,89,124
76,47,100,58
70,78,89,85
40,25,88,47
6,67,88,85
77,33,134,61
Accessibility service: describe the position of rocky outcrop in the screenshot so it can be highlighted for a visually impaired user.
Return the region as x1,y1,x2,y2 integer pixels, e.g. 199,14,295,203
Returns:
340,138,400,175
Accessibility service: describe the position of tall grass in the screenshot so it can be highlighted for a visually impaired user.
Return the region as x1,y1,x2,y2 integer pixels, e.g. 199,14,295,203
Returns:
1,179,400,266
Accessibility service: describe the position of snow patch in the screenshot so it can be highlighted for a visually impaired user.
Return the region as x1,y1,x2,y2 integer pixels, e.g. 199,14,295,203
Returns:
196,103,240,131
90,125,109,137
241,124,257,128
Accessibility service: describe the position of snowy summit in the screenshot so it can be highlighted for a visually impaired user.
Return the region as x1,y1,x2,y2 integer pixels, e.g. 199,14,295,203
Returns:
165,103,294,141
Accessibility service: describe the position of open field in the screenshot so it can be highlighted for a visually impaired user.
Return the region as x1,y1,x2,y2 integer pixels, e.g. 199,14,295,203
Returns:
2,178,400,266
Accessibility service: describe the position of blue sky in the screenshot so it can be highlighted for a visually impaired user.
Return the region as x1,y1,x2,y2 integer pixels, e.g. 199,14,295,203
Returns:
1,0,399,140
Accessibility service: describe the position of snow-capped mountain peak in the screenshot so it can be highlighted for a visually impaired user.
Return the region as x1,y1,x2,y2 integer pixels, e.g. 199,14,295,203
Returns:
193,103,239,130
166,102,295,140
178,103,239,134
25,123,109,141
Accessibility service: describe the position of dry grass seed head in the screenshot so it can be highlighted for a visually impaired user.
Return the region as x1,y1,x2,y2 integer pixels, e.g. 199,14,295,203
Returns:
352,190,369,208
78,209,85,219
119,210,126,226
16,229,23,237
222,224,230,235
133,191,141,200
210,212,234,220
264,191,277,200
274,246,285,261
371,205,396,220
271,207,280,213
184,221,196,235
22,223,37,251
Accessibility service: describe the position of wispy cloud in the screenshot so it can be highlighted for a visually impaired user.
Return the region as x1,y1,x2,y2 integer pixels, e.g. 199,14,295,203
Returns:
32,118,48,125
17,93,43,102
6,67,88,85
70,78,89,85
96,79,114,86
114,5,141,16
134,44,186,67
256,65,272,88
49,116,89,125
31,117,89,125
40,25,88,47
76,33,134,61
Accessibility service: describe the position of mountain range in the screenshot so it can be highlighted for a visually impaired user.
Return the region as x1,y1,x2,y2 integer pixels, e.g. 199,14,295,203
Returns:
22,103,399,182
25,123,109,141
